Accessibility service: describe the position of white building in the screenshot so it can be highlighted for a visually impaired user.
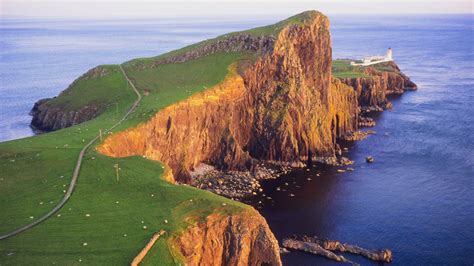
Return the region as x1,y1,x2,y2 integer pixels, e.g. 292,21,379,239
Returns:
351,48,393,66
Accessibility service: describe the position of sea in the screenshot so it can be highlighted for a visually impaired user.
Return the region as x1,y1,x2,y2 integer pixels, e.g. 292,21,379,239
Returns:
1,14,473,265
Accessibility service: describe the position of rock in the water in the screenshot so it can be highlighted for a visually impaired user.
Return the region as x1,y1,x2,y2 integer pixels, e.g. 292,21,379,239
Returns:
366,156,374,163
284,235,392,263
282,238,356,265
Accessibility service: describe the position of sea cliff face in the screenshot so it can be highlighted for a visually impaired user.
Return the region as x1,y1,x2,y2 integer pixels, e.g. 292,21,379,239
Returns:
97,12,359,181
171,208,282,266
339,62,417,110
30,99,101,132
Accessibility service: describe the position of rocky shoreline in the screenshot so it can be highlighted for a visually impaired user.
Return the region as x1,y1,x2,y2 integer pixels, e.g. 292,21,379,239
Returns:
188,149,360,199
189,162,292,199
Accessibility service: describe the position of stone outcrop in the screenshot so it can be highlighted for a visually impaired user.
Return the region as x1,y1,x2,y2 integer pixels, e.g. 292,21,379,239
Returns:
170,208,282,266
129,34,276,70
30,99,101,132
339,62,416,111
283,235,392,264
97,11,360,181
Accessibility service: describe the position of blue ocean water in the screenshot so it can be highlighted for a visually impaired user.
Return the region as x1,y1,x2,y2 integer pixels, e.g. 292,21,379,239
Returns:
1,14,473,265
0,17,261,141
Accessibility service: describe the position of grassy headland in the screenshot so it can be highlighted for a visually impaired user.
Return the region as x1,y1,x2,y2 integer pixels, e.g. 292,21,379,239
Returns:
0,11,336,264
0,52,250,265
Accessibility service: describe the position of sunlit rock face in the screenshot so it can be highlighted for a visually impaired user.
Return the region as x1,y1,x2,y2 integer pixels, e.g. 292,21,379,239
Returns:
97,11,360,181
171,208,282,266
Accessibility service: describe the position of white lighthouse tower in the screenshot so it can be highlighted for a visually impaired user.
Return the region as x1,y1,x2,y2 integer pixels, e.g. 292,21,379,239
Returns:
350,47,394,66
386,47,393,61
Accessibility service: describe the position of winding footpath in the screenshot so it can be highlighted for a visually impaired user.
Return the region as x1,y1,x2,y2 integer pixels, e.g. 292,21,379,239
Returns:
0,65,142,240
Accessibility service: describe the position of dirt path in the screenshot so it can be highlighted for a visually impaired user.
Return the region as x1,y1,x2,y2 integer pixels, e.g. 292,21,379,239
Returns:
0,65,142,240
131,230,166,266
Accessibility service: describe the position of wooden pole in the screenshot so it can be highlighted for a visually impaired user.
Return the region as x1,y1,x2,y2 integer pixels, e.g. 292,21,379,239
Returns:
99,129,103,141
114,163,119,182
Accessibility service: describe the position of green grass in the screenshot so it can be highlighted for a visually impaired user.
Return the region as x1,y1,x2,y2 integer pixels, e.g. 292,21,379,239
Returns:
47,65,127,111
0,52,251,265
114,52,254,133
119,52,253,128
332,59,400,78
332,59,370,78
0,151,245,265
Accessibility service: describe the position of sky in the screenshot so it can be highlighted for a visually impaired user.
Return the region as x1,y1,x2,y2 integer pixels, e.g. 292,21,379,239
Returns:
1,0,473,18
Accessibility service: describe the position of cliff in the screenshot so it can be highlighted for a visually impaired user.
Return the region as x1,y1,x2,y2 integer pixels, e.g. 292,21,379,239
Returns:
97,11,359,181
170,208,281,266
22,10,419,265
30,98,102,132
338,61,417,110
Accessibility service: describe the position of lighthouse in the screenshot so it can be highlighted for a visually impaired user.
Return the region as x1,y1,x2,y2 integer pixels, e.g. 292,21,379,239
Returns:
350,48,394,66
386,47,393,61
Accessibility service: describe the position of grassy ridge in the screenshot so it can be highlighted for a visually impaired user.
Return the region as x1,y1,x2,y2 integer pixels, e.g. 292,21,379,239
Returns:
125,10,320,67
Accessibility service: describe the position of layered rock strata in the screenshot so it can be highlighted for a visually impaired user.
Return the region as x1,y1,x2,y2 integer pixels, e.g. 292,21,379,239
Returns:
130,34,276,69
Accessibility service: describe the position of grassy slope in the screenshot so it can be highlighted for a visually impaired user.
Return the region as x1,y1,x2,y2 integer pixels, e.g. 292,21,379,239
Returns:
0,11,320,265
45,66,127,111
0,53,249,265
126,10,318,67
332,59,369,78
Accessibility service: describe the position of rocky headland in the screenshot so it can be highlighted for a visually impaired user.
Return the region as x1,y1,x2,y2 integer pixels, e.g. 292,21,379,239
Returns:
96,12,416,191
97,12,360,180
30,66,113,132
339,62,416,113
28,10,416,264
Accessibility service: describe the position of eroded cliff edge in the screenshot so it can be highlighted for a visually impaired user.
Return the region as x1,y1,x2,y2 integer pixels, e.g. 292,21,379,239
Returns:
170,208,281,265
30,66,115,132
338,61,417,112
97,11,360,181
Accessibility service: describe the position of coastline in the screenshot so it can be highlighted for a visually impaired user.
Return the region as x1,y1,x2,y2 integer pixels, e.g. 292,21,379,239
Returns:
4,12,473,266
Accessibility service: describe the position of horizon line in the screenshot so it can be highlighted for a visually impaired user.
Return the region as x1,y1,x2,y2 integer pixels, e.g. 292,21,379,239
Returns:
2,12,473,20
